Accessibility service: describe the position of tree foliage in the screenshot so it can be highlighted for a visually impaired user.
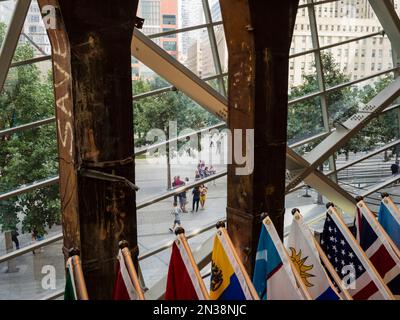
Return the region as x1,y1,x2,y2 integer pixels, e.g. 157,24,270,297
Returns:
0,23,59,235
289,51,398,158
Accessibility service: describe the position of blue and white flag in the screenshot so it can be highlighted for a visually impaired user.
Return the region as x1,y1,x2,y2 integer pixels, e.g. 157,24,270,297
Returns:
378,197,400,249
287,212,340,300
253,217,304,300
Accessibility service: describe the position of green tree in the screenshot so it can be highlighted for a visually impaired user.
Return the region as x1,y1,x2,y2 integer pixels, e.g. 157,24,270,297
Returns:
133,77,215,189
355,75,398,160
288,52,358,154
0,23,59,236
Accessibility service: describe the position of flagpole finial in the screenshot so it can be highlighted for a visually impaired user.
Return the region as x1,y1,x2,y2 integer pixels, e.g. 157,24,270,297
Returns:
118,240,129,249
355,196,364,202
174,227,185,235
381,192,389,199
261,212,269,220
326,202,335,209
291,208,300,215
216,221,226,229
68,247,80,257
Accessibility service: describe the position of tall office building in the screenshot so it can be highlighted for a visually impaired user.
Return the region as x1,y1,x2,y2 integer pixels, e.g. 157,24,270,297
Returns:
0,1,51,55
188,0,400,88
0,1,13,24
179,0,204,58
24,1,51,55
185,0,224,78
134,0,178,79
289,0,398,87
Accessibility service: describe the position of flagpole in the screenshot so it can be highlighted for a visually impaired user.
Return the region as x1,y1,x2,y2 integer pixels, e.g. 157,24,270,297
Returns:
292,210,353,300
382,193,400,227
175,228,210,300
327,205,395,300
357,198,400,259
217,222,260,300
69,248,89,300
383,193,400,218
119,241,145,300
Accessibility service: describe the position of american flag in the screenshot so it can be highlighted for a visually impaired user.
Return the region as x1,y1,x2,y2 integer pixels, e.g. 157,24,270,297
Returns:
355,203,400,299
321,211,391,300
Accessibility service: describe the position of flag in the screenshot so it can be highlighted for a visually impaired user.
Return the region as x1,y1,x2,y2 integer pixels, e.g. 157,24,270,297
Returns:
287,213,340,300
210,229,255,300
112,249,138,300
253,218,304,300
165,241,208,300
378,198,400,249
355,203,400,299
321,210,393,300
64,257,77,300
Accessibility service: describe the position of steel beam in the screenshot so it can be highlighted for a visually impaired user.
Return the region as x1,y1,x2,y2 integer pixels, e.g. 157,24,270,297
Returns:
131,29,229,120
286,76,400,191
286,147,356,214
201,0,226,95
38,0,139,299
218,0,299,275
361,175,400,198
368,0,400,60
329,139,400,176
0,0,32,93
307,0,337,182
130,13,357,218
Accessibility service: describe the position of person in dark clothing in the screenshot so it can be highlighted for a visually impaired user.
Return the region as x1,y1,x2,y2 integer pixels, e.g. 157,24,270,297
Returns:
391,160,399,175
11,229,19,250
191,186,201,212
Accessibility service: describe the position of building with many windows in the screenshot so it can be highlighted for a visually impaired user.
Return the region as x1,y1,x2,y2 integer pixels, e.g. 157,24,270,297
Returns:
133,0,178,79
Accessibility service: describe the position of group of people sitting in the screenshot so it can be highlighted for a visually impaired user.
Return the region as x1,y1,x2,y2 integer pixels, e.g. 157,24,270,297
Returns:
195,160,216,181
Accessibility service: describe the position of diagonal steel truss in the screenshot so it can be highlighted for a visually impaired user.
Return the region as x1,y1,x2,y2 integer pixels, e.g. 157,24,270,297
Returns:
1,0,400,217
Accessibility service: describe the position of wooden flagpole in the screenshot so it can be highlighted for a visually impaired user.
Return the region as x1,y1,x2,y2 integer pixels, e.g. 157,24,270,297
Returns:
327,205,395,300
292,210,353,300
69,249,89,300
119,241,145,300
175,228,210,300
357,199,400,259
217,222,260,300
262,216,312,300
383,195,400,225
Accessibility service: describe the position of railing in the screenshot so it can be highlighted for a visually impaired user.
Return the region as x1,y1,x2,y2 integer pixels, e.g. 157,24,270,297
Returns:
39,217,227,300
39,206,333,300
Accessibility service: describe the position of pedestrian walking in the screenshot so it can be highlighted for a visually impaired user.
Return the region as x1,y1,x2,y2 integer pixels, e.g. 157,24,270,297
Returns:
200,184,208,209
11,229,20,250
179,177,189,213
169,202,182,233
191,186,201,212
172,176,178,205
391,160,399,175
392,160,400,185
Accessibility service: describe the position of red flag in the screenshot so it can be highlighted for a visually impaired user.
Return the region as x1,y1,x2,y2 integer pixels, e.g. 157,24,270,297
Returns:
165,242,204,300
112,250,138,300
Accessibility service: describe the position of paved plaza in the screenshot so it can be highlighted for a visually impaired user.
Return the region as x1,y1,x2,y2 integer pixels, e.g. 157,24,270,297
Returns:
0,148,399,299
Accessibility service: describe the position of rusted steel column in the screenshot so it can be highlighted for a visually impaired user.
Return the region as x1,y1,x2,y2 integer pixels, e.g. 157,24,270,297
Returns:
220,0,299,275
38,0,139,299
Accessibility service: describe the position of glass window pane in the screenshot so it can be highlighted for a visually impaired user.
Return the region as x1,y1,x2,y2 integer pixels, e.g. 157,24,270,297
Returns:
288,53,317,92
288,98,325,144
